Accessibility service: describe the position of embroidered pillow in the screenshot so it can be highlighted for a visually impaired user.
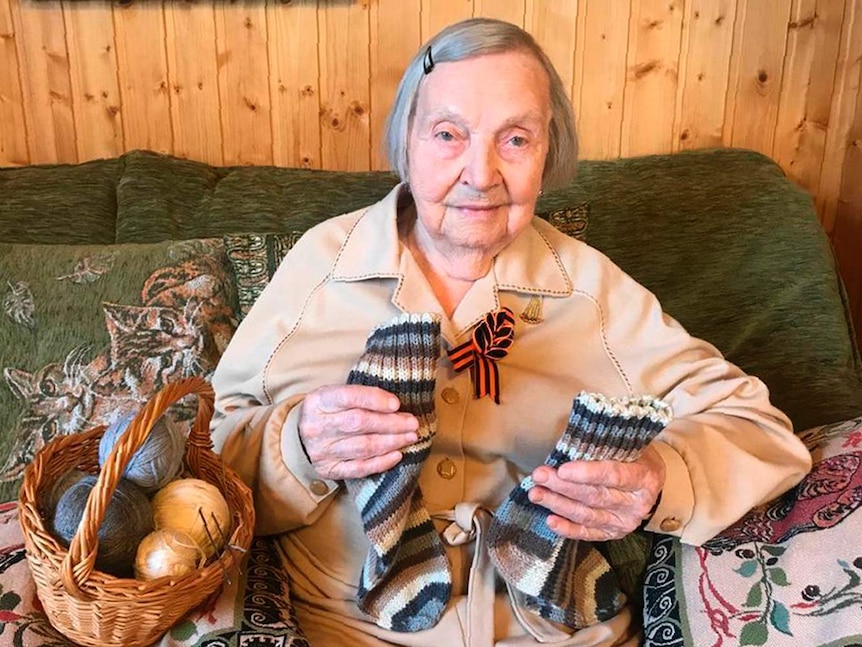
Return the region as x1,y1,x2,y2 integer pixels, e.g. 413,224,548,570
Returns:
537,203,590,242
0,239,238,502
643,417,862,646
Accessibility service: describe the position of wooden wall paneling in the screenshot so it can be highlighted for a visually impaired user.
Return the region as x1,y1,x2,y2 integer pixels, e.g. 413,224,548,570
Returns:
10,0,76,164
62,1,124,162
773,0,845,198
112,0,172,156
722,0,793,154
369,0,421,171
525,0,579,98
473,0,525,26
818,0,862,235
0,0,28,165
620,0,683,157
319,0,371,171
574,0,631,159
164,1,223,165
267,0,320,169
215,0,273,166
421,0,473,42
673,0,737,151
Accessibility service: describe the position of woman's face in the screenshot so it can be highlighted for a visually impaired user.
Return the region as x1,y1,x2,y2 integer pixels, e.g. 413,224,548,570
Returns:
406,50,551,270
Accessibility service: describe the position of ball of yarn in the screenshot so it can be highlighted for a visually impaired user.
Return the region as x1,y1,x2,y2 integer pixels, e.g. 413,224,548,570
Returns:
134,528,204,581
41,469,87,520
152,478,231,558
51,475,154,578
98,413,185,493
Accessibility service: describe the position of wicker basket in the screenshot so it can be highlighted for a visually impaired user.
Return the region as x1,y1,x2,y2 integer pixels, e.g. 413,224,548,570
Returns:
18,377,255,647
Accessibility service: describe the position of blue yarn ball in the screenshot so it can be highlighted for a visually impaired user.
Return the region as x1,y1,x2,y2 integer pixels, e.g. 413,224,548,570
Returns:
98,413,186,493
51,475,154,578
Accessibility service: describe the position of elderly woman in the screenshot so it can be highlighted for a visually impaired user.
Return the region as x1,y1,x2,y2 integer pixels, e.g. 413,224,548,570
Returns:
211,17,810,647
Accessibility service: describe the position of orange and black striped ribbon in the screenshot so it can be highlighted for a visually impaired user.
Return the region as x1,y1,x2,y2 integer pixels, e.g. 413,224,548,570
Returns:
447,307,515,404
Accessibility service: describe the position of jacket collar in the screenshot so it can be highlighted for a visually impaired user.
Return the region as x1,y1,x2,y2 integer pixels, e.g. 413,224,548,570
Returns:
332,183,572,296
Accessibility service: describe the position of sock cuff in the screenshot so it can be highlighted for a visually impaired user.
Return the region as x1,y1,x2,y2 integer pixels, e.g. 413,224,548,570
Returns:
555,392,673,463
347,313,441,435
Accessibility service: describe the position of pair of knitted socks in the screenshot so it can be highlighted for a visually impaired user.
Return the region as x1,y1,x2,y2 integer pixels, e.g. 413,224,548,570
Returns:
344,314,671,632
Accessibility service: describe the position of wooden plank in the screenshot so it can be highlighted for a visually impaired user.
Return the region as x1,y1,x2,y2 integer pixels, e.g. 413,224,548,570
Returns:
722,0,793,154
422,0,473,42
164,1,223,165
773,0,845,197
0,0,28,165
474,0,524,26
113,0,172,155
10,0,76,164
673,0,737,151
620,0,684,157
63,0,124,162
818,0,862,234
369,0,421,171
215,0,272,166
319,0,371,171
525,0,579,99
575,0,630,159
267,0,320,169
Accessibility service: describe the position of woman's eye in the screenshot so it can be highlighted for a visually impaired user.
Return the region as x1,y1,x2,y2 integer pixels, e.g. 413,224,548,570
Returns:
436,130,455,142
509,135,527,147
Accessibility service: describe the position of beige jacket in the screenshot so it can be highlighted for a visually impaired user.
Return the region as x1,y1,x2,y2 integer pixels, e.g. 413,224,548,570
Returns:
211,185,811,645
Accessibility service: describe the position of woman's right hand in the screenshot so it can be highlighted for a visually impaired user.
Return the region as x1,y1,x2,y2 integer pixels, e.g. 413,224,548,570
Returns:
297,384,420,479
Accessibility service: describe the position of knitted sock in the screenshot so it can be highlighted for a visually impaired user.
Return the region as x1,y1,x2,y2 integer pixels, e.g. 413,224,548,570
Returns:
345,313,451,632
488,392,672,629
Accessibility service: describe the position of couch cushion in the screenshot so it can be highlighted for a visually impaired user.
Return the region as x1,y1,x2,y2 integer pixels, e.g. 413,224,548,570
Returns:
0,158,121,244
545,148,862,431
0,240,237,502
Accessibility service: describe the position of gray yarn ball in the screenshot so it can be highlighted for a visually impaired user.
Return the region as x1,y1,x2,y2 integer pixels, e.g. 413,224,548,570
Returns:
98,413,186,494
41,469,88,520
51,475,154,578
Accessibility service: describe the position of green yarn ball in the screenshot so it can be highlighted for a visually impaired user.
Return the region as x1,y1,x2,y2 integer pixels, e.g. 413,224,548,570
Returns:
98,413,186,494
51,475,154,578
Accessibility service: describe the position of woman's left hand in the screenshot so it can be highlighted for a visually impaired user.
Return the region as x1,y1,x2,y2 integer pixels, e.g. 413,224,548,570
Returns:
528,444,666,541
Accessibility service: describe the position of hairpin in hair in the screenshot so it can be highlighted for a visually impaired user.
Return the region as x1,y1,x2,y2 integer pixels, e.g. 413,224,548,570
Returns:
422,46,435,74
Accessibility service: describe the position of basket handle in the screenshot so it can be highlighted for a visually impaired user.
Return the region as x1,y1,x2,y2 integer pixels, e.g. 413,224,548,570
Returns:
60,376,215,598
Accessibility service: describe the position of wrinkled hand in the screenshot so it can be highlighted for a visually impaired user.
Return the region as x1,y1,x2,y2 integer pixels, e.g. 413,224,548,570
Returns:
297,384,419,480
528,444,666,541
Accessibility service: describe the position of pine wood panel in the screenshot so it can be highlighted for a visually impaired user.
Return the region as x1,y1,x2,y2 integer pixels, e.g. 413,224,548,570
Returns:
63,1,124,161
215,0,273,166
474,0,525,26
267,0,320,169
673,0,737,150
621,0,684,156
113,0,172,156
575,0,630,159
370,0,421,171
164,1,223,165
422,0,473,42
0,0,28,166
819,0,862,235
525,0,579,99
723,0,793,152
319,0,371,171
773,0,845,197
10,0,76,163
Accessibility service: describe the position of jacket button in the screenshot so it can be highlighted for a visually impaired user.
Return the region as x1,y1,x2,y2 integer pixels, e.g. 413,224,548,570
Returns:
437,458,457,480
441,387,460,404
659,517,682,532
309,480,330,496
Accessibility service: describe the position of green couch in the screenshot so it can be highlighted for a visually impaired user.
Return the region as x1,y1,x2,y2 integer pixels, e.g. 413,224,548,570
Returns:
1,148,861,646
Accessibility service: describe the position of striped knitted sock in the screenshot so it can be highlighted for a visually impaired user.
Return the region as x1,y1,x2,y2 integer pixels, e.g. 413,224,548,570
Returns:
488,392,672,629
345,313,451,632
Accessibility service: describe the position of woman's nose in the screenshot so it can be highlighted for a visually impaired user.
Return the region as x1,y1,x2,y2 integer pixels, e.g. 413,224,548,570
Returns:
461,140,501,191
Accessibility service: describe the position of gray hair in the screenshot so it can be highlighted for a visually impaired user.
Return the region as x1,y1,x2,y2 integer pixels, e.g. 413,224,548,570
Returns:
383,17,579,189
